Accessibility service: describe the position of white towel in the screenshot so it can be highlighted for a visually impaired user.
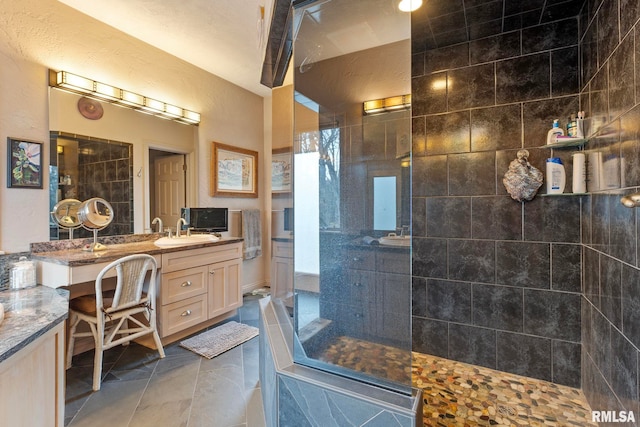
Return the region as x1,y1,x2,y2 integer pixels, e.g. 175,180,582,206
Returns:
241,209,262,260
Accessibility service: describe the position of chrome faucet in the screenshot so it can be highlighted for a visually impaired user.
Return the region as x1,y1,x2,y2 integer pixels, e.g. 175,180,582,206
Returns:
176,218,187,237
151,217,163,233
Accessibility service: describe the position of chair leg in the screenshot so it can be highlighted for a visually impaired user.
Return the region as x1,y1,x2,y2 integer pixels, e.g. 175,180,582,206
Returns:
66,311,80,369
92,322,105,391
152,330,165,359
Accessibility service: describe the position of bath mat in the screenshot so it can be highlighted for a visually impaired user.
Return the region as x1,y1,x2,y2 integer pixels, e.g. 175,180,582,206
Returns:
180,321,259,359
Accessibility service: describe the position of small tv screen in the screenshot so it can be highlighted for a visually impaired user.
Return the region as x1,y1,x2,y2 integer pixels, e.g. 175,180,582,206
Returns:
182,208,228,232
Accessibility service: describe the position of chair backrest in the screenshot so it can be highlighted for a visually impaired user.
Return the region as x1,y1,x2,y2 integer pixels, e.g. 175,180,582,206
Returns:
95,254,157,313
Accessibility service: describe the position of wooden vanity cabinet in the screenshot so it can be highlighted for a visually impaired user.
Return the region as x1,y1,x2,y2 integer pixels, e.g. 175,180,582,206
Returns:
158,242,243,338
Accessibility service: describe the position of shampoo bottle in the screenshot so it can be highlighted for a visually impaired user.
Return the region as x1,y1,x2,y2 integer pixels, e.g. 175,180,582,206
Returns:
547,119,564,144
546,157,566,194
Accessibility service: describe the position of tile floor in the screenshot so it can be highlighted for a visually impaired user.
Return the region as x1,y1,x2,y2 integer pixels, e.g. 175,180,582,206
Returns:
66,293,596,427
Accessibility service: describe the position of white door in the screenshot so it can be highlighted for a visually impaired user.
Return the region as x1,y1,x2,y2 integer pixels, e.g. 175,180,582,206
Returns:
155,154,185,231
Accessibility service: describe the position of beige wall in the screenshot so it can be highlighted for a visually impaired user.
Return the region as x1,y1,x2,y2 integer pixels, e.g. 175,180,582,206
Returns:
0,0,268,290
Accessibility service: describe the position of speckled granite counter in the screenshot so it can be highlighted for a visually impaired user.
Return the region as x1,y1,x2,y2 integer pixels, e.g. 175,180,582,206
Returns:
30,235,244,266
0,286,69,362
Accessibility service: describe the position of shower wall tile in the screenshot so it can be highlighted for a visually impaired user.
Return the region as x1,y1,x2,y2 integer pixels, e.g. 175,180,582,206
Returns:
469,31,521,65
523,196,581,243
412,317,448,358
447,63,496,110
610,192,637,265
425,197,471,238
412,198,426,237
412,73,448,116
589,67,608,129
448,239,496,283
524,289,581,341
496,53,551,104
592,306,612,381
471,196,522,241
522,96,579,147
600,255,622,330
472,284,523,332
610,327,640,413
496,331,552,381
412,117,426,155
448,151,496,196
522,19,579,54
551,243,581,292
412,155,448,197
581,16,598,86
426,279,472,323
496,241,550,289
551,46,579,97
622,263,640,348
412,277,427,317
424,43,469,74
448,323,496,369
597,0,619,68
552,340,581,388
609,33,635,121
583,246,600,307
413,237,447,279
425,111,470,155
470,104,522,152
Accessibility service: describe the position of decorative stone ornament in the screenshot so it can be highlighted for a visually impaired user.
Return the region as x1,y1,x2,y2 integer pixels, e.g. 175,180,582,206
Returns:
503,149,543,202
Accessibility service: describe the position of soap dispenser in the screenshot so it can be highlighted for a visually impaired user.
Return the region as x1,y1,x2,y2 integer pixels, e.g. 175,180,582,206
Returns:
546,157,566,194
547,119,564,144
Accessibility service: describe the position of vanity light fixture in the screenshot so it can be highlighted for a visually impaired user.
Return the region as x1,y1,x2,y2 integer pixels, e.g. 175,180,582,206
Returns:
48,70,201,125
398,0,423,12
363,95,411,115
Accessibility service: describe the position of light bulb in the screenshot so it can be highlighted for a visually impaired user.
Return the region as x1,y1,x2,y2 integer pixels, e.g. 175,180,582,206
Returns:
398,0,423,12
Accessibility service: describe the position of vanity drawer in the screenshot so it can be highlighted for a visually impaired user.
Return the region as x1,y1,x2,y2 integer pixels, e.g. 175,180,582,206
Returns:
159,295,208,337
160,266,208,305
162,243,242,273
345,248,375,271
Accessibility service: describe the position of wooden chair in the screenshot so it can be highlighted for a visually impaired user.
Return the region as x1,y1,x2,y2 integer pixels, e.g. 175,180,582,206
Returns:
66,254,165,391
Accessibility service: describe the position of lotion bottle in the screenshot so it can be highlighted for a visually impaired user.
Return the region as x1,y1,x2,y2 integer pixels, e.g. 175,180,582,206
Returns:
546,157,566,194
547,119,564,144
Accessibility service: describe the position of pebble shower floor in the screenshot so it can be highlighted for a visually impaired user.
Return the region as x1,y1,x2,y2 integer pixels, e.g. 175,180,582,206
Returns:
317,336,596,427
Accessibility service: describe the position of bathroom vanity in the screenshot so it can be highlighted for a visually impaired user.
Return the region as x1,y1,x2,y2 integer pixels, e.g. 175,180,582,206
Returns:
32,235,243,347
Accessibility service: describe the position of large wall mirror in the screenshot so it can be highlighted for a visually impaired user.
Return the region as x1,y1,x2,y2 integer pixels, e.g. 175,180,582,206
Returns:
49,131,133,240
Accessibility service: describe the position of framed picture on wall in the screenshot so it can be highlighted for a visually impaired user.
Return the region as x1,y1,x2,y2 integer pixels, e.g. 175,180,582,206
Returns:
272,147,292,194
7,137,43,189
210,141,258,198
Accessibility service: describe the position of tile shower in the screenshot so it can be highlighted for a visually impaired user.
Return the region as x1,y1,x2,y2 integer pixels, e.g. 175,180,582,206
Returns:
411,0,640,419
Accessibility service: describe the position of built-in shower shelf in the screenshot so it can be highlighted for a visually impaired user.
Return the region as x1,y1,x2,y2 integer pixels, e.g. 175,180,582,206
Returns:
539,137,587,149
540,192,588,197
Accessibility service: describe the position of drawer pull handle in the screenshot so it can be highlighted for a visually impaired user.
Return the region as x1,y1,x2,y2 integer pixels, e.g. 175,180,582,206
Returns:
181,310,192,317
209,270,215,275
352,282,362,287
181,281,192,287
352,257,361,262
354,313,363,318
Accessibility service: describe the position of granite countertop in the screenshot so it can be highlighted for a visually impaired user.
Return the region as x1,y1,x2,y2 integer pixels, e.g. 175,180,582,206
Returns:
0,286,69,363
31,237,244,267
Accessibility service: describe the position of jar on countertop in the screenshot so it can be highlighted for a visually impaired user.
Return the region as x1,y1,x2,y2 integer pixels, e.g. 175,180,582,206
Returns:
10,257,36,290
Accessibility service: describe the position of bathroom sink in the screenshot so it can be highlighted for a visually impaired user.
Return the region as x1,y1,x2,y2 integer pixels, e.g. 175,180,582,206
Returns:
154,234,220,247
378,235,411,247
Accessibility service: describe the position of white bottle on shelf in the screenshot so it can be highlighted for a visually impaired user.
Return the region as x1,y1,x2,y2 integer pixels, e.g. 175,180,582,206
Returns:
572,153,586,194
546,157,566,194
547,119,564,144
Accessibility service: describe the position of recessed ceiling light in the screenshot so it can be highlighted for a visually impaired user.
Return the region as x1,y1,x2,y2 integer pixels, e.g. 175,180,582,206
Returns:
398,0,423,12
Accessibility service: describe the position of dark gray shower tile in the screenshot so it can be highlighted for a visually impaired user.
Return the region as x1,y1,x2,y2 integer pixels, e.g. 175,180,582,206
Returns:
425,197,471,239
552,340,581,388
430,10,466,35
447,63,496,110
551,243,581,292
524,289,581,341
582,296,594,358
412,52,425,78
412,117,426,155
523,196,581,243
449,152,496,196
620,107,640,187
522,96,579,149
496,241,550,288
471,104,522,152
449,239,495,283
424,43,469,74
496,53,551,104
541,0,584,22
93,163,105,183
611,327,639,413
412,197,426,237
468,19,503,41
598,0,619,70
496,331,552,381
610,193,636,266
448,323,497,369
621,0,640,37
551,46,579,97
412,277,427,317
581,22,598,86
116,159,130,181
434,28,468,48
473,284,523,332
591,192,611,252
469,31,520,65
413,237,447,279
590,67,608,134
504,0,545,15
582,351,624,421
582,193,592,245
471,196,523,240
412,73,448,115
592,308,612,381
622,264,640,348
412,317,448,358
522,19,579,55
609,34,635,122
426,279,472,323
425,111,470,155
583,246,601,308
413,155,448,197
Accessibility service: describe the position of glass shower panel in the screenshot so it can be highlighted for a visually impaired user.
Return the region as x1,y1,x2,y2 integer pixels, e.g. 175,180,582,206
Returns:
292,0,412,393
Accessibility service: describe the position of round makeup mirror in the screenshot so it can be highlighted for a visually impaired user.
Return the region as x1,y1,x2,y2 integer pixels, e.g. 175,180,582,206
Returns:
51,198,82,239
78,197,114,251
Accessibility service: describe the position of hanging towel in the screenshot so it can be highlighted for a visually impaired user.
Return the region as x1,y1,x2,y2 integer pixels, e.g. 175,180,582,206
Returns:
241,209,262,260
